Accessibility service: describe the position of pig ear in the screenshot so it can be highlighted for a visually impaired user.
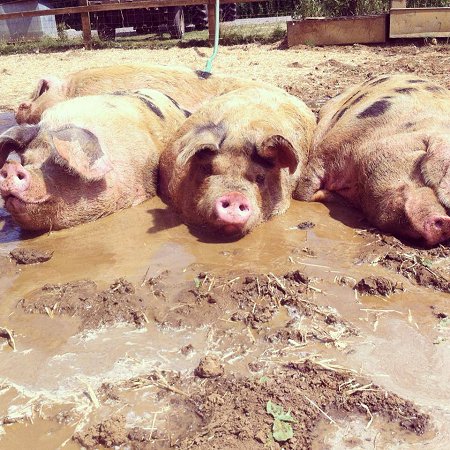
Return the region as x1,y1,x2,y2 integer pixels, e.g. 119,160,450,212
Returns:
48,126,112,181
31,76,65,100
257,135,299,174
0,124,40,166
421,139,450,208
176,142,219,167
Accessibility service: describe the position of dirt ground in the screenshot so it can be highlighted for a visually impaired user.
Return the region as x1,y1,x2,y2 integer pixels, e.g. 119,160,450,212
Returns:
0,41,450,449
0,40,449,114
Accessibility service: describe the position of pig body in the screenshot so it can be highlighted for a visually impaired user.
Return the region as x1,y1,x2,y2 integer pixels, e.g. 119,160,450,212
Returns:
16,64,266,125
297,74,450,246
159,86,316,237
1,89,187,230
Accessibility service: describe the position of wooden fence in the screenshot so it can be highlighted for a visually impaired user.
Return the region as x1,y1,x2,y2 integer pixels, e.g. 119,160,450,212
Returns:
0,0,261,48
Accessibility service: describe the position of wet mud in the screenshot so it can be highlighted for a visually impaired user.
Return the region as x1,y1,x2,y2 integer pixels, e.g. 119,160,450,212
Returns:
1,43,450,449
0,198,449,450
358,230,450,293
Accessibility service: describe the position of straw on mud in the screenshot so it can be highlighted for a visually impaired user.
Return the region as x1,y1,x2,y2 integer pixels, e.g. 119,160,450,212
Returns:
77,377,100,408
268,272,286,292
373,316,379,332
360,309,403,315
345,382,377,395
155,372,189,397
247,326,256,344
0,326,16,351
360,402,374,429
303,394,336,424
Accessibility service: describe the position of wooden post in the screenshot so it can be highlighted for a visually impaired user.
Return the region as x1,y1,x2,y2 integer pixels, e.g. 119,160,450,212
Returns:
207,0,215,45
80,0,92,49
391,0,407,8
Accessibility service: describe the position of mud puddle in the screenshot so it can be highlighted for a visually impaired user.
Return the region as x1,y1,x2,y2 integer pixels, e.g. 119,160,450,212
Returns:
0,197,449,449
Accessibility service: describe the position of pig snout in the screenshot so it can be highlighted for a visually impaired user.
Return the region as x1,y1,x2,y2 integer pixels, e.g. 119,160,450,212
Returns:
423,215,450,246
0,162,31,196
215,192,252,234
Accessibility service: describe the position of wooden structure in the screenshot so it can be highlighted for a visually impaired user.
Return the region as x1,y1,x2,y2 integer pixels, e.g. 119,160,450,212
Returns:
390,0,450,38
287,15,387,47
287,0,450,47
0,0,259,47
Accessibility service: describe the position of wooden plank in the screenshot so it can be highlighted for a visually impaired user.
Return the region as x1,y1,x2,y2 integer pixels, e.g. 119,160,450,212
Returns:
391,0,407,8
390,7,450,38
80,0,92,49
207,0,216,45
0,0,261,22
287,15,387,47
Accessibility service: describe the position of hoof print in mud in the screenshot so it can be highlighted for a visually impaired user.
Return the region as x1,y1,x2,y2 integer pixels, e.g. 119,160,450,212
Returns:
354,276,403,297
195,355,224,378
10,248,53,265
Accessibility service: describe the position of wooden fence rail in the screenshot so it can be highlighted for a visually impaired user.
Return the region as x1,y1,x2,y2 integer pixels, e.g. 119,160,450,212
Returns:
0,0,262,48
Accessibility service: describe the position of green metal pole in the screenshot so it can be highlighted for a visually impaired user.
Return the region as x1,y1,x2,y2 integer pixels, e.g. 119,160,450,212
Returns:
204,0,220,73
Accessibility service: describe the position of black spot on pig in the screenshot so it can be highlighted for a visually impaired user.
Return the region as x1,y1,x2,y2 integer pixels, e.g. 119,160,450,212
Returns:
368,76,390,86
196,70,212,80
403,121,416,129
164,94,192,118
357,99,391,119
349,93,366,107
135,95,165,120
425,85,446,93
408,79,427,84
332,106,349,124
394,87,417,94
196,121,227,147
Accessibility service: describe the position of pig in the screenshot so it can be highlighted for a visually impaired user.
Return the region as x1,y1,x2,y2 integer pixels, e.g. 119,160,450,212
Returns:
15,64,266,125
296,74,450,246
159,86,316,237
1,88,187,231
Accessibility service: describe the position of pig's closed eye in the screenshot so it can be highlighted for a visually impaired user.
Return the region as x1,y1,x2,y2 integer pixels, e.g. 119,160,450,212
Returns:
255,174,265,185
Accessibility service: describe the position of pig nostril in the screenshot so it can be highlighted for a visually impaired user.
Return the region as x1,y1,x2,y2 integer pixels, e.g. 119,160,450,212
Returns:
17,173,25,181
239,204,249,212
222,201,230,208
435,219,444,229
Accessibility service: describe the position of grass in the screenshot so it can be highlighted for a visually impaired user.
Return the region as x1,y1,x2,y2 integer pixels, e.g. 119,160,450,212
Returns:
0,23,286,56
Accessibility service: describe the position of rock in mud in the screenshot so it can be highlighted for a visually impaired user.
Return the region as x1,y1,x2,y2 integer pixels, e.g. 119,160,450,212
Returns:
10,248,53,264
195,355,224,378
354,276,403,296
73,415,128,449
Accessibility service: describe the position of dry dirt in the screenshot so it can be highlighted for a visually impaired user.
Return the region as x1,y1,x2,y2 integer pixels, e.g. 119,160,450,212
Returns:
1,40,450,450
0,41,449,115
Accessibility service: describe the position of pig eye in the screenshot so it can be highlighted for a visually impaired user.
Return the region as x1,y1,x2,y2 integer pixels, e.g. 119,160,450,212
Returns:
255,174,265,185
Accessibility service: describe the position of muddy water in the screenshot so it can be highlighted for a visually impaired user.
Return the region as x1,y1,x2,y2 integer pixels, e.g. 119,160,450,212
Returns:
0,197,449,449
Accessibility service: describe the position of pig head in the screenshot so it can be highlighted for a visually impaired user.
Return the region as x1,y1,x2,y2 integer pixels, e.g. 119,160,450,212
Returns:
16,76,68,125
2,89,187,231
0,124,113,230
299,74,450,246
159,87,316,238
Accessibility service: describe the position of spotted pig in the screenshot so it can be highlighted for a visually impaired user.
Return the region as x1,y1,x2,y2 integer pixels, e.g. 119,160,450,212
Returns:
1,89,187,231
297,74,450,246
15,64,266,125
159,86,316,238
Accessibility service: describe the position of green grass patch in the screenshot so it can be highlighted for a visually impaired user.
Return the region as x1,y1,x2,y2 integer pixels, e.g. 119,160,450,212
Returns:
0,23,286,56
